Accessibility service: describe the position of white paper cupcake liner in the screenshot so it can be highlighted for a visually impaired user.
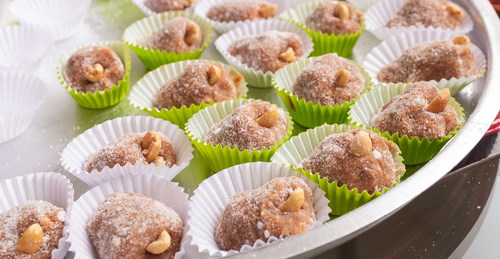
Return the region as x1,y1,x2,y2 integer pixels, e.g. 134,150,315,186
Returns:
0,172,74,259
186,162,331,257
194,0,288,35
9,0,92,41
347,0,380,12
130,0,195,16
365,0,473,40
362,30,486,96
128,59,249,128
60,116,194,187
0,72,47,144
0,25,52,74
215,19,314,88
66,174,190,259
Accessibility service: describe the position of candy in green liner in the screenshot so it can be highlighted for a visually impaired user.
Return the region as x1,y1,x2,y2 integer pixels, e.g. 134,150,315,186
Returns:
185,98,294,173
129,59,249,129
280,0,365,57
214,19,314,88
123,11,213,71
273,55,371,128
57,41,131,109
271,123,405,215
348,83,465,165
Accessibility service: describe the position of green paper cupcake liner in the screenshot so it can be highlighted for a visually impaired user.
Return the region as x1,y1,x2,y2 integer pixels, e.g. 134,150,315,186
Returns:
348,83,466,165
185,98,294,173
123,11,213,71
56,41,131,109
280,0,365,57
271,123,405,215
128,59,249,129
273,55,371,128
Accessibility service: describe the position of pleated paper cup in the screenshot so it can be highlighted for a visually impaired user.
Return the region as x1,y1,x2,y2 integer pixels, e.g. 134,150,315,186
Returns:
348,83,466,165
215,19,314,88
123,11,213,71
128,59,249,129
362,30,486,96
273,55,371,128
60,116,194,187
56,41,131,110
0,72,47,144
185,98,294,173
0,25,52,74
66,174,189,259
271,124,406,215
280,0,365,57
0,172,74,259
130,0,195,16
194,0,288,35
9,0,91,41
347,0,379,12
186,162,331,257
365,0,473,40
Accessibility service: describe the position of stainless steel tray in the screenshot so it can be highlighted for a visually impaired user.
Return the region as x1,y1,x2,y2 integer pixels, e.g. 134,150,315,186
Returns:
0,0,499,258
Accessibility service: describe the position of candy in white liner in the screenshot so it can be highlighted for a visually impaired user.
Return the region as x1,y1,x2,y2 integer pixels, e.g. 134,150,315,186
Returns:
9,0,92,41
0,72,47,144
186,162,331,257
60,116,194,187
364,0,473,40
65,174,189,259
194,0,288,35
362,30,486,96
0,172,74,259
215,19,314,88
0,25,52,74
130,0,195,16
128,59,248,115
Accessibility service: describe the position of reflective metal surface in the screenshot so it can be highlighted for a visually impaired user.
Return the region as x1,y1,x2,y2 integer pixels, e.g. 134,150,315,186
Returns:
0,0,499,258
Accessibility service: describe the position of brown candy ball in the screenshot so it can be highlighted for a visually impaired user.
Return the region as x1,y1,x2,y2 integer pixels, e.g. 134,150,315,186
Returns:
372,82,459,140
0,200,66,259
229,30,304,73
301,129,402,194
87,192,183,259
84,132,176,173
215,177,315,251
204,101,288,152
64,45,125,93
154,60,239,110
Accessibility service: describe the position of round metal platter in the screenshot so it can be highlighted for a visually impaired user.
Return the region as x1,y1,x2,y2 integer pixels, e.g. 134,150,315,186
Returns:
0,0,499,258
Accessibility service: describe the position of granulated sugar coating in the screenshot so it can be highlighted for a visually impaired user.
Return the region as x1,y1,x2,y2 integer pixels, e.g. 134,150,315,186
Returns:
305,1,364,35
215,177,315,251
84,132,176,173
229,30,304,73
144,0,192,13
292,54,365,107
385,0,460,29
0,200,66,259
378,40,483,83
207,0,275,23
64,45,125,93
204,101,288,152
154,60,238,110
372,82,459,140
140,17,202,54
87,192,183,259
301,129,400,194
